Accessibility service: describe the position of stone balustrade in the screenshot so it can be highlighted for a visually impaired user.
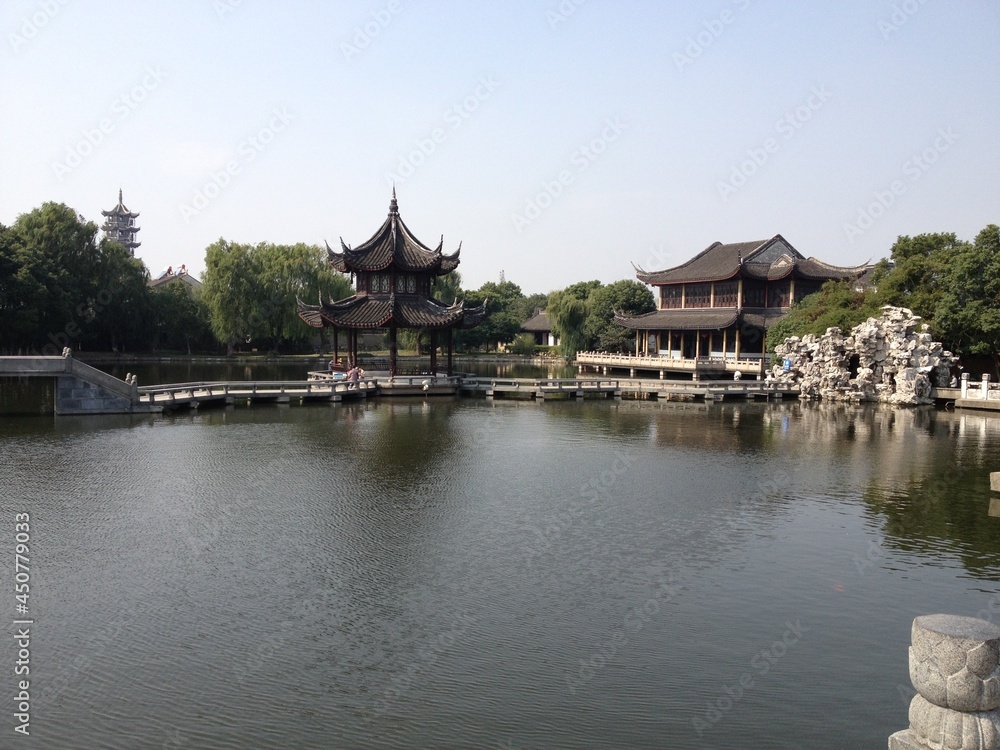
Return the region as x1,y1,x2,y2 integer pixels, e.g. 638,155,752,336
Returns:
890,614,1000,750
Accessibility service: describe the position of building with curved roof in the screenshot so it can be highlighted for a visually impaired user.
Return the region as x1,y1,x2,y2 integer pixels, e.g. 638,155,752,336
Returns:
297,191,486,376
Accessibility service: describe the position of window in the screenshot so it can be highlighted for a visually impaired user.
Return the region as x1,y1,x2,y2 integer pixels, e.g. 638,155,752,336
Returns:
685,283,711,308
407,275,416,293
767,281,790,308
661,286,683,309
743,281,766,307
714,281,738,307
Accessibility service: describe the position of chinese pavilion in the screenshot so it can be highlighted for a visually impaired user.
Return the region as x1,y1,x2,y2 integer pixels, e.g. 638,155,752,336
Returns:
101,189,140,256
615,235,867,368
297,191,486,377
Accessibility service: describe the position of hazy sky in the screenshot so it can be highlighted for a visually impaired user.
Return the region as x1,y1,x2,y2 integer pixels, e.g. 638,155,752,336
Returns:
2,0,998,294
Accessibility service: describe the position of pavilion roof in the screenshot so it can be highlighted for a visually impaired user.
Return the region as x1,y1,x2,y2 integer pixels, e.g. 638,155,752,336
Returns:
101,188,139,219
614,307,789,331
297,293,487,331
328,191,460,276
634,235,866,285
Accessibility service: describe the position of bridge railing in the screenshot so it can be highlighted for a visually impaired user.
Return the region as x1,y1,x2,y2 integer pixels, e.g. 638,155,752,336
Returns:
138,379,379,400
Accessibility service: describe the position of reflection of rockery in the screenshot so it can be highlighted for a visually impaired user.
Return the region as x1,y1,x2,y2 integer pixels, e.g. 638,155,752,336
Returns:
889,614,1000,750
771,306,954,405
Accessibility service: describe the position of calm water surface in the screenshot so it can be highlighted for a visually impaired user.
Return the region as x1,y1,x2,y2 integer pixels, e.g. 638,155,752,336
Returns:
2,396,999,749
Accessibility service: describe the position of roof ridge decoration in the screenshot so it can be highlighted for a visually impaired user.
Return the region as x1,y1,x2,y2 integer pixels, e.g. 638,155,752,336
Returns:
326,191,460,275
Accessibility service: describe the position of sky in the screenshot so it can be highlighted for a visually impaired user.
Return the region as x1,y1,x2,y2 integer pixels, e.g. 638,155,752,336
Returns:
2,1,998,295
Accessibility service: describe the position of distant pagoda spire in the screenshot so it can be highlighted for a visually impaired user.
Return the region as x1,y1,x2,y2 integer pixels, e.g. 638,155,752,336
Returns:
101,188,140,256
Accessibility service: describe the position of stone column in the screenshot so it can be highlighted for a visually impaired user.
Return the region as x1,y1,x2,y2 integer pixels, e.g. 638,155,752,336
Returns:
983,375,991,400
889,614,1000,750
962,373,970,398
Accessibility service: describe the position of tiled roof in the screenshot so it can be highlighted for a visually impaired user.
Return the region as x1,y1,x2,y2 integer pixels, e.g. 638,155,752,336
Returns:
297,293,487,330
636,235,866,284
521,310,552,332
615,307,791,331
101,188,139,219
614,308,740,330
327,192,460,276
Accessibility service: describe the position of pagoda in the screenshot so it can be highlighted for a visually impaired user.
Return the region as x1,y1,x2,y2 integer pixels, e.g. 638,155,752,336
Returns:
297,191,486,377
101,189,140,256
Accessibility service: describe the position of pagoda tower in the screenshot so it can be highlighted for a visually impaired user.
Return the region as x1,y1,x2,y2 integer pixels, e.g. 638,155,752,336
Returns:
101,189,140,256
297,191,486,377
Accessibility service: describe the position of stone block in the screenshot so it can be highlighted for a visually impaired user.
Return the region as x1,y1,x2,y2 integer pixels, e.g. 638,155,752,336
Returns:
909,615,1000,712
991,473,1000,493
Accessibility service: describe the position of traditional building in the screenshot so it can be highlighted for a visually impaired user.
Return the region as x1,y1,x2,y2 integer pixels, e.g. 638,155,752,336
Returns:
611,235,867,375
521,309,559,347
149,264,202,291
297,192,486,376
101,189,140,256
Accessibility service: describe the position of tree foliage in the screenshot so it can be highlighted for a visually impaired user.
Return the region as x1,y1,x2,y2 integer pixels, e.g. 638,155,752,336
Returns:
585,280,655,353
546,289,589,358
0,202,157,353
201,240,351,353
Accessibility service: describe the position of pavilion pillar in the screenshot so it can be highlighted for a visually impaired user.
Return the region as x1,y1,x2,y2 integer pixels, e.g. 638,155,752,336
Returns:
447,328,454,376
429,331,438,375
735,327,741,360
635,330,640,356
333,328,339,366
723,328,727,359
389,323,398,378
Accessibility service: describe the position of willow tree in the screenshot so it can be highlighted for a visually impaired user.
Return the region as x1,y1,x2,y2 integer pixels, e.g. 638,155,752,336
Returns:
202,240,351,353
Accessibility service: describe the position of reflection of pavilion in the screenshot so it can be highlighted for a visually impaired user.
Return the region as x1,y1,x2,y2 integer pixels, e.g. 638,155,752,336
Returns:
297,192,486,376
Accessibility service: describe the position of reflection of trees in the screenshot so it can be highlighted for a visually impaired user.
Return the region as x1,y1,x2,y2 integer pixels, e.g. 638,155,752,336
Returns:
860,411,1000,580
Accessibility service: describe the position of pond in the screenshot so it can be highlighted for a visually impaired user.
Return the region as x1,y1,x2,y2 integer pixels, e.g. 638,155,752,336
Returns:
2,393,998,748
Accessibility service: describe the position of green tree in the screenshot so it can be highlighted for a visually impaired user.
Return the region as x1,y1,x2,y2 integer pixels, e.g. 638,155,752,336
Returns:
86,240,154,352
876,232,967,326
460,279,524,350
432,270,463,303
585,279,655,353
766,280,879,351
151,282,214,354
5,202,103,352
202,241,350,353
547,289,589,358
202,240,259,353
933,225,1000,369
